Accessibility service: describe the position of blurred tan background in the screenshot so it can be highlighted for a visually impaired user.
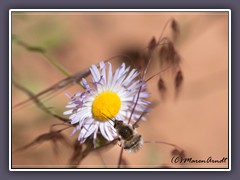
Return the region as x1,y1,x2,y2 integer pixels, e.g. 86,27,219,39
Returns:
12,11,229,168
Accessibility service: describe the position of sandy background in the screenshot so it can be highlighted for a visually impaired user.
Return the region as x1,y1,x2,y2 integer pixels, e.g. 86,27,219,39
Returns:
11,11,229,168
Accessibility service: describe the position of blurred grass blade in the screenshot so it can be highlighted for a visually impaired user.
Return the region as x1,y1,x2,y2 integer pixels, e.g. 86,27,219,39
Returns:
12,79,70,122
12,67,91,110
12,35,71,77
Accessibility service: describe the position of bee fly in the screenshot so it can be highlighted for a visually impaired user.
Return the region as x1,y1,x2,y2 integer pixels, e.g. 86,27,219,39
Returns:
102,110,147,153
114,120,143,153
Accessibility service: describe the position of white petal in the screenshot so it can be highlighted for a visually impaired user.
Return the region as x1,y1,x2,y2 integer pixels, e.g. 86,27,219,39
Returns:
65,104,77,108
105,123,114,141
111,66,120,89
71,115,81,124
139,92,150,98
63,109,73,115
99,61,105,69
107,122,117,137
121,96,136,102
74,92,81,97
114,73,128,90
127,80,140,91
69,113,76,120
83,124,98,138
107,62,113,89
100,61,106,84
65,93,72,98
71,125,81,136
99,123,111,141
123,69,139,86
77,106,91,112
117,111,127,119
90,64,101,82
76,110,92,121
133,105,146,112
81,78,90,89
78,123,96,142
117,63,126,79
93,127,98,148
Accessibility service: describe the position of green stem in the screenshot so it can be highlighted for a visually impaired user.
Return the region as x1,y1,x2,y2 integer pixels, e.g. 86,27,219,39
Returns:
43,52,71,77
12,35,71,77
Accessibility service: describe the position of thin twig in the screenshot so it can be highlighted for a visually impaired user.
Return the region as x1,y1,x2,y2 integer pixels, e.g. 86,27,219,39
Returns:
12,79,69,122
144,140,183,151
117,147,124,168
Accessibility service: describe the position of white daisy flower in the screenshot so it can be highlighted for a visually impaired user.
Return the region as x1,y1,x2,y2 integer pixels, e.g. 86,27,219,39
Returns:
64,61,150,147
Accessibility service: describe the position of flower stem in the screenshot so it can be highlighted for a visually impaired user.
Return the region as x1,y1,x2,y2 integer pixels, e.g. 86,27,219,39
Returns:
43,52,71,77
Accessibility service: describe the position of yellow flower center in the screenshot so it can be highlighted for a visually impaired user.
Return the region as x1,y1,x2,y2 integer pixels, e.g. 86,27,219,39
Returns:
92,91,121,121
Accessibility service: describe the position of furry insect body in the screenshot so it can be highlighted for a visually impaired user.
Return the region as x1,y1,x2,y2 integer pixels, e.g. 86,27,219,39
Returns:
114,120,143,153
